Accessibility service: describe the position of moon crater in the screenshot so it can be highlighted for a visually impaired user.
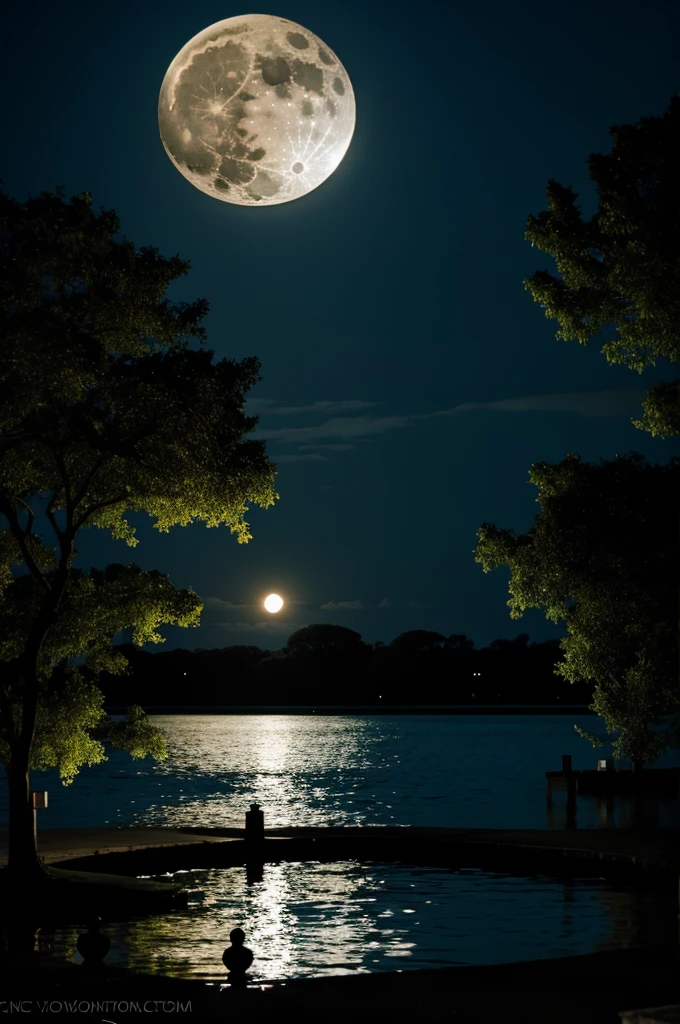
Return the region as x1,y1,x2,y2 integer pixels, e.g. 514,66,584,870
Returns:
159,15,355,206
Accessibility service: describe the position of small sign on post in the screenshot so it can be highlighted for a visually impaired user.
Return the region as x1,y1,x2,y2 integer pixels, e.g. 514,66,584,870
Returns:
30,791,48,846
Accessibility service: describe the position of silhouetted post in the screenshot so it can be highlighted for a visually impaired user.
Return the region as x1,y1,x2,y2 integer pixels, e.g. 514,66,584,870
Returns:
245,802,264,885
245,802,264,843
77,917,110,967
560,754,577,820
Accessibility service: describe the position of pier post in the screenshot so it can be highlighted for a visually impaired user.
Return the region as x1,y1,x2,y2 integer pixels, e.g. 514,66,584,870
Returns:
561,755,577,820
245,802,265,885
245,802,264,843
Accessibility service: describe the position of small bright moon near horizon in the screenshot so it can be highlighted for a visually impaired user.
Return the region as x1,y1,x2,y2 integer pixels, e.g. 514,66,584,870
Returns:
158,14,356,206
264,593,284,613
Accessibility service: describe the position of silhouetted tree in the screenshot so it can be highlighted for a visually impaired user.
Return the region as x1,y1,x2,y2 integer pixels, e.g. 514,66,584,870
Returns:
96,633,573,708
389,630,448,652
286,624,365,653
447,634,475,652
0,188,277,878
525,95,680,437
475,453,680,765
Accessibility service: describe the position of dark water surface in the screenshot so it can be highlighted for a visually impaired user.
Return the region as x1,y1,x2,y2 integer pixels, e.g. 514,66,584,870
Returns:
2,713,678,830
39,860,678,980
4,714,679,980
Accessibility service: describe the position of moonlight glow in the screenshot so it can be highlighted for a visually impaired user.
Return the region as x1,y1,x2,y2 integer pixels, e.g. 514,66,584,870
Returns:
158,14,356,206
264,593,284,613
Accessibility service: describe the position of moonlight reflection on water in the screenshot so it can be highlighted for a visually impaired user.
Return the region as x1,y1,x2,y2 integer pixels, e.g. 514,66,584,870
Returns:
38,861,676,979
2,714,679,831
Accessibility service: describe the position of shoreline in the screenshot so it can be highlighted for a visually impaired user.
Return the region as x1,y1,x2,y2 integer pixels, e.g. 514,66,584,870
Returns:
105,704,597,715
3,822,679,880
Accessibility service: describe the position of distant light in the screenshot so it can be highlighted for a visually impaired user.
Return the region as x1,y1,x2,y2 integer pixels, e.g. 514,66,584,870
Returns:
264,593,283,613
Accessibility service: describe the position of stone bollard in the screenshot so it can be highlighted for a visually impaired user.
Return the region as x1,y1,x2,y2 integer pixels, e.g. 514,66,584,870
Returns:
245,802,264,843
222,928,254,990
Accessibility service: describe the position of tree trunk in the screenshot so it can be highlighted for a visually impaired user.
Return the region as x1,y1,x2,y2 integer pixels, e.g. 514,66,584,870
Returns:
7,757,43,879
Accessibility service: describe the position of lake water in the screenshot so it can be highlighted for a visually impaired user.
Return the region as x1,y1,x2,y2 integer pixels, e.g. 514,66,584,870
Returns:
4,713,680,979
38,861,678,979
2,712,679,831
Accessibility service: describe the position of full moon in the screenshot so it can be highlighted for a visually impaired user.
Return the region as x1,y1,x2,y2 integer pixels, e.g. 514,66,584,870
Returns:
264,593,284,613
158,15,356,206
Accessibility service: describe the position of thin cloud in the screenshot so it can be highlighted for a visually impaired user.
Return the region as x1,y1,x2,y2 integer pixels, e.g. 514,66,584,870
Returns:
257,414,411,444
406,599,426,608
202,597,245,610
217,620,299,633
248,399,379,416
211,620,303,645
431,389,646,420
320,599,365,610
255,389,646,445
245,398,276,413
377,598,392,609
298,443,356,451
201,596,247,623
274,453,329,463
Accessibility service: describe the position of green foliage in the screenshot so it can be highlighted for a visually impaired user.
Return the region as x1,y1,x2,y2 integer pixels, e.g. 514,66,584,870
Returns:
633,380,680,438
0,187,277,796
1,564,202,676
107,705,169,762
524,96,680,435
475,452,680,763
575,661,680,765
0,669,107,783
0,187,277,551
0,670,166,783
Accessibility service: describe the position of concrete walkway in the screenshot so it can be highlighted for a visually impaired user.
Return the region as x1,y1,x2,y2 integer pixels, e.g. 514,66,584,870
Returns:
1,823,677,874
0,825,237,866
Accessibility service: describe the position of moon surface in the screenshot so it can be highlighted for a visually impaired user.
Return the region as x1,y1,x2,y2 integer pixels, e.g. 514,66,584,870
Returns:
264,593,284,613
159,15,356,206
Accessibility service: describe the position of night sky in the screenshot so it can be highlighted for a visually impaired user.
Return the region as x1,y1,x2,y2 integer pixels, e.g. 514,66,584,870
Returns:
3,0,680,653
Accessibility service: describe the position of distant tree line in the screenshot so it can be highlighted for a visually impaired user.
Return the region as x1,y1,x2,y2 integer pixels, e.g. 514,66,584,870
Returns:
96,626,594,708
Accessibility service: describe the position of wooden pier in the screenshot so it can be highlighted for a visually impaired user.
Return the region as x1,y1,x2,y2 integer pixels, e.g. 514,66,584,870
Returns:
546,754,680,803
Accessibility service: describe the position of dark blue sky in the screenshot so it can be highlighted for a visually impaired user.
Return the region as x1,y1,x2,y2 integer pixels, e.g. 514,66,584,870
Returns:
3,0,680,652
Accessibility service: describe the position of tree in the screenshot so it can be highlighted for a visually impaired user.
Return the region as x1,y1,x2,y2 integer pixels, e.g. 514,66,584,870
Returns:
446,634,475,652
524,95,680,437
475,453,680,767
0,188,277,876
389,630,448,652
286,624,365,653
